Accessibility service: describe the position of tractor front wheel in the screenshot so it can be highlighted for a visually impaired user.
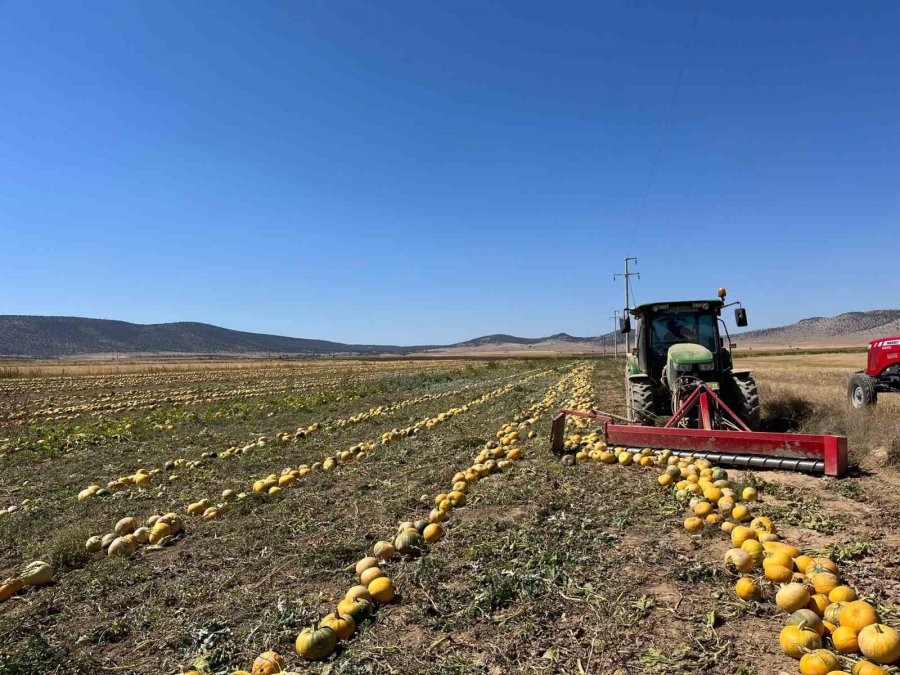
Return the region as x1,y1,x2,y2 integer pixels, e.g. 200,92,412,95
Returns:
725,372,761,430
848,372,877,408
627,379,656,426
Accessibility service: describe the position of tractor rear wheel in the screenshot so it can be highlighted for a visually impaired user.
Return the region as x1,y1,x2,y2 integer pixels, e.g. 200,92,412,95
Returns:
725,372,761,430
627,379,656,426
848,372,877,408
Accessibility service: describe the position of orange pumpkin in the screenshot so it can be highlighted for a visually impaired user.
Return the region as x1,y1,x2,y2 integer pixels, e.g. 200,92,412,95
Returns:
811,572,840,595
832,625,860,654
735,577,759,601
839,601,879,632
319,612,355,640
852,662,888,675
252,650,285,675
798,648,839,675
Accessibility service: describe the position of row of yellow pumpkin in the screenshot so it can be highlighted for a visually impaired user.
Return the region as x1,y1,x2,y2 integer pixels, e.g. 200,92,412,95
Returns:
222,364,593,672
79,373,554,566
558,398,898,674
74,373,527,501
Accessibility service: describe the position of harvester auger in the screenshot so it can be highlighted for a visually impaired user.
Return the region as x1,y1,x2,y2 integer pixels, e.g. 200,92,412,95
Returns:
551,289,848,477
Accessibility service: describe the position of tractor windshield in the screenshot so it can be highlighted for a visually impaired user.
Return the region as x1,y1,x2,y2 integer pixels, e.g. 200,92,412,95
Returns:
650,312,717,353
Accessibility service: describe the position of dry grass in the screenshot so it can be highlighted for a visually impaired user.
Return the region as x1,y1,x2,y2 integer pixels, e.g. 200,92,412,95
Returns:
736,353,900,466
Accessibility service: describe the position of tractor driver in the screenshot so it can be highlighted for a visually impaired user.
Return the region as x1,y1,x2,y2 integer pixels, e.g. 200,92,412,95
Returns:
662,316,697,343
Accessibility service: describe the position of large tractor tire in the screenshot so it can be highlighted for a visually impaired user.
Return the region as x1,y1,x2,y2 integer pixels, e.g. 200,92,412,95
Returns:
725,372,761,430
627,378,656,426
848,372,877,408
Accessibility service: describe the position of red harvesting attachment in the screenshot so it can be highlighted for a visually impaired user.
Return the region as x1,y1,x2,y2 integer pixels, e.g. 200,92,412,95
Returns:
551,383,848,477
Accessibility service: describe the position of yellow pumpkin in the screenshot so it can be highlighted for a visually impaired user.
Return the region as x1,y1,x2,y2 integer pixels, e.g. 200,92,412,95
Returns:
295,626,336,662
336,597,372,623
780,623,822,658
730,525,756,547
355,557,379,576
447,490,466,507
733,577,758,601
798,649,839,675
683,516,703,532
742,486,758,501
731,504,751,522
423,523,444,543
319,611,355,639
852,662,888,675
807,593,830,616
857,624,900,664
809,557,840,576
776,583,811,613
750,516,775,533
795,554,814,573
765,563,794,584
252,650,285,674
839,601,879,632
764,540,801,559
764,551,794,570
345,585,372,603
148,521,172,545
829,585,857,603
832,625,860,654
811,572,840,595
368,576,395,603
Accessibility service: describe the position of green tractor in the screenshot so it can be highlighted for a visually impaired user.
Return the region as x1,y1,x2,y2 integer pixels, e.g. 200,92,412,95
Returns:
619,291,760,430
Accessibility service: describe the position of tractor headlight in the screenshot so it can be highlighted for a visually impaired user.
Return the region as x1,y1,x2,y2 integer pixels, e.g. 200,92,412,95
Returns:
698,362,715,371
674,363,694,372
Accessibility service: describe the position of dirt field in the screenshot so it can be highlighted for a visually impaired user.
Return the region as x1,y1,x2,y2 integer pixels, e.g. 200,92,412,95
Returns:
0,356,897,674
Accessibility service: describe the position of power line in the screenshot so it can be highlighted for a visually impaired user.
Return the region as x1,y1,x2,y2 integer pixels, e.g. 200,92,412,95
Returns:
625,0,703,255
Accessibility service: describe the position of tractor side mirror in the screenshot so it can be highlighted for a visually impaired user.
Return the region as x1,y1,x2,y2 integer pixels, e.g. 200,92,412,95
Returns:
619,316,632,334
735,308,748,327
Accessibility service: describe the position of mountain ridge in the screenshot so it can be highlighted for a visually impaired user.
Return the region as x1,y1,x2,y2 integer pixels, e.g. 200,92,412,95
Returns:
0,310,897,357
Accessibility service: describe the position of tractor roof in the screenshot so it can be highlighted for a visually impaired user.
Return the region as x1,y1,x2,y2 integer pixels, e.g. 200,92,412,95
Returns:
630,300,724,316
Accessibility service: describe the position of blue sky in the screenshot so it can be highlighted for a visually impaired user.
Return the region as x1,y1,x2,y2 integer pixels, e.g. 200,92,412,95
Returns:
1,2,898,344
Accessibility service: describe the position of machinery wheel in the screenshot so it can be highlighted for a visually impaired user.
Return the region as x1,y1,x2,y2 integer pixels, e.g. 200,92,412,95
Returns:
627,379,656,425
726,372,761,430
848,372,877,408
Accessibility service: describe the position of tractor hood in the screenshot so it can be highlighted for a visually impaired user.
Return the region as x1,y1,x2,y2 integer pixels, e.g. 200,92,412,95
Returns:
667,343,714,365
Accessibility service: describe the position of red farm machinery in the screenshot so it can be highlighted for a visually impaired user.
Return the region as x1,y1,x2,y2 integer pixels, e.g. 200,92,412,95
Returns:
551,289,849,477
847,336,900,408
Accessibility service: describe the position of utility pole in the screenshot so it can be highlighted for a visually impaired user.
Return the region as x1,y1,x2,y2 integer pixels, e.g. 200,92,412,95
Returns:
609,311,619,358
613,257,639,354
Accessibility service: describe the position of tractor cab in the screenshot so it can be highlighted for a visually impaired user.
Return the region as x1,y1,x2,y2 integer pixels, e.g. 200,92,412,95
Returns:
628,300,729,388
619,290,758,429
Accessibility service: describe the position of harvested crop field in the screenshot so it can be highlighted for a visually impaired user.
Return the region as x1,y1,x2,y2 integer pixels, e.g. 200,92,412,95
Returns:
0,356,897,674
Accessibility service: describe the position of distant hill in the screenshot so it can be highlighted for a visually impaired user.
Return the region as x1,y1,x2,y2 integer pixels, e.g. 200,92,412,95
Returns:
0,316,416,357
738,309,900,344
0,310,896,358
